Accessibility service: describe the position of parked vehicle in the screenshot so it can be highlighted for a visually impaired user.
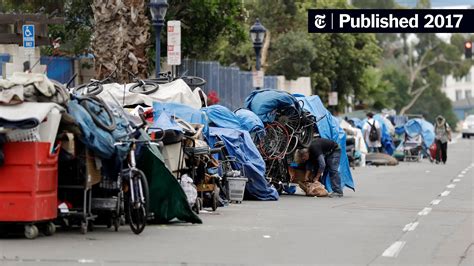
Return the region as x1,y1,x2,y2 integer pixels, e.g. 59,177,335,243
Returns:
461,115,474,138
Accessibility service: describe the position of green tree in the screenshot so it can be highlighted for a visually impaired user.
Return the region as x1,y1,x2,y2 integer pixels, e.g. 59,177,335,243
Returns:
266,31,316,80
164,0,246,60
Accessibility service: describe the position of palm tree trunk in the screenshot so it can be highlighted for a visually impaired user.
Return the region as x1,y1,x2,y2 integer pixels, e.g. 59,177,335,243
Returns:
92,0,150,82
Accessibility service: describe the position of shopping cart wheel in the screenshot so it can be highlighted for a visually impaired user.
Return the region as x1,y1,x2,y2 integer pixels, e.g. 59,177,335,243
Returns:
44,222,56,236
211,192,218,211
113,217,120,232
80,221,88,234
24,224,39,239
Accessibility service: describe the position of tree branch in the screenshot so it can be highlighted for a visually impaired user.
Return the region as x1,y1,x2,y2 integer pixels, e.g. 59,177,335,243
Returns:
400,84,429,115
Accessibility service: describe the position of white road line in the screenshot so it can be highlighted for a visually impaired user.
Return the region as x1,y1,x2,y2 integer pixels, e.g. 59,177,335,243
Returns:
430,199,442,205
453,179,461,182
440,191,451,197
403,222,419,232
461,171,466,174
458,174,464,178
382,241,406,257
418,207,432,216
78,259,95,264
263,235,271,239
446,184,456,189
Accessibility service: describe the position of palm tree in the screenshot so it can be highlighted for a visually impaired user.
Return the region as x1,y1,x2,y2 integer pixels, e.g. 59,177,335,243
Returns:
92,0,150,82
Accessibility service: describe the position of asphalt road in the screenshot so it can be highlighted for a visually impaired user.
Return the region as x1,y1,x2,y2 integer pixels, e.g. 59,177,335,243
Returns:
0,138,473,266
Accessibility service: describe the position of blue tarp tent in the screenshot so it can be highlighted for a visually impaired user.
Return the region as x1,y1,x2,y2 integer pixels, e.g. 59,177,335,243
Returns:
404,118,435,147
207,127,279,201
294,95,355,192
153,102,209,137
348,118,364,129
234,108,264,134
201,105,241,130
244,89,299,123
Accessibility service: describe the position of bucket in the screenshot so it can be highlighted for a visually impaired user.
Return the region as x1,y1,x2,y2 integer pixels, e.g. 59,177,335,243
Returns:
227,177,248,203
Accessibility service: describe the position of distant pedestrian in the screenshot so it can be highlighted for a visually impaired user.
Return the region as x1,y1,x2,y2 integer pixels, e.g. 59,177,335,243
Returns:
434,115,451,164
363,112,382,153
298,138,343,198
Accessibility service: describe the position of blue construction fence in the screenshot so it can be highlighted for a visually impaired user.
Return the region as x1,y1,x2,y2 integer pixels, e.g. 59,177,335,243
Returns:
178,59,278,110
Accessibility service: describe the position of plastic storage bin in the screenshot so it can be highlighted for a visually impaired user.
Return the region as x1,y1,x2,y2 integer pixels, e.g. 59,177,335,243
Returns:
0,142,59,239
227,177,248,203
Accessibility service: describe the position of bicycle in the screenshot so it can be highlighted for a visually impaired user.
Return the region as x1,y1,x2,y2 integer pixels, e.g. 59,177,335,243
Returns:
125,70,160,95
114,110,163,234
72,69,118,96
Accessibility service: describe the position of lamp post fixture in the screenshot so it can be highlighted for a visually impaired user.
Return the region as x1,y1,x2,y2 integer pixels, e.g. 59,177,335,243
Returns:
149,0,168,77
250,19,266,89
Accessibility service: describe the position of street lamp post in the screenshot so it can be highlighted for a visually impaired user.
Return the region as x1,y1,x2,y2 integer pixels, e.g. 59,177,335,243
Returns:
250,19,266,89
149,0,169,77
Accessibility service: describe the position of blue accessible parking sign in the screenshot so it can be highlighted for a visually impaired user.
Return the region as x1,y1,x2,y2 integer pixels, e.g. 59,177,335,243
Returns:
22,25,35,48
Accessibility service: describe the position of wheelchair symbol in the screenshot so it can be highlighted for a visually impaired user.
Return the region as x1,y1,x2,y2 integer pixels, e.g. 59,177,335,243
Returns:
24,27,32,37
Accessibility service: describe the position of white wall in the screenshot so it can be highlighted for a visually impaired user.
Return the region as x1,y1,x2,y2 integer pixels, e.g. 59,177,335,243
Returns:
0,44,46,78
276,76,312,96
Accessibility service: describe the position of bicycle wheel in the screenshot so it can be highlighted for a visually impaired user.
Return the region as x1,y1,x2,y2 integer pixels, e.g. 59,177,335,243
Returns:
124,169,149,235
180,76,206,88
80,96,117,132
129,81,159,95
277,106,300,133
297,124,314,148
73,82,103,96
297,113,315,148
259,123,288,160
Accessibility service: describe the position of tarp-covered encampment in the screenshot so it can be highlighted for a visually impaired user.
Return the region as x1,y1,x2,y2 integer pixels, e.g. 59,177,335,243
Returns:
153,102,278,201
202,105,278,200
234,108,264,135
404,118,435,147
207,127,279,201
201,105,241,130
294,95,355,192
243,89,299,123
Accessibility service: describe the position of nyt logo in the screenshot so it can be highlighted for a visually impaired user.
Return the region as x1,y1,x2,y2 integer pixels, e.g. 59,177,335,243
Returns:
314,14,326,29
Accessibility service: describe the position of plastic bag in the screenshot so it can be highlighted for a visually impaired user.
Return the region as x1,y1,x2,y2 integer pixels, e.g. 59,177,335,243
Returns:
180,174,197,205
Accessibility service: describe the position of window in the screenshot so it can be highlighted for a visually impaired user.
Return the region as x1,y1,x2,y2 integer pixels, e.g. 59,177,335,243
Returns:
466,72,472,83
466,90,472,99
456,90,463,101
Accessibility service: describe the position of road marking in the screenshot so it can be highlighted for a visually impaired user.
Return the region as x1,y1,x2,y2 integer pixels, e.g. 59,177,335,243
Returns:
440,191,451,197
403,222,419,232
263,235,271,239
430,199,442,205
382,241,406,257
453,179,461,182
446,184,456,189
461,171,466,174
418,207,432,216
78,259,95,264
458,174,464,178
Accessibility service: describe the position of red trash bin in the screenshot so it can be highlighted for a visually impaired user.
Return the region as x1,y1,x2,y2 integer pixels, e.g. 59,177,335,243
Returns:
0,142,59,239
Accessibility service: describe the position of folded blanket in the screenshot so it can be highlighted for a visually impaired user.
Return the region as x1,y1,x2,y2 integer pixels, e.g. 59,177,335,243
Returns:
0,102,64,129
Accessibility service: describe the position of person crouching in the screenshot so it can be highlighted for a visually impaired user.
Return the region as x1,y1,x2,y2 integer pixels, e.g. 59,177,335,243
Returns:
298,138,343,198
